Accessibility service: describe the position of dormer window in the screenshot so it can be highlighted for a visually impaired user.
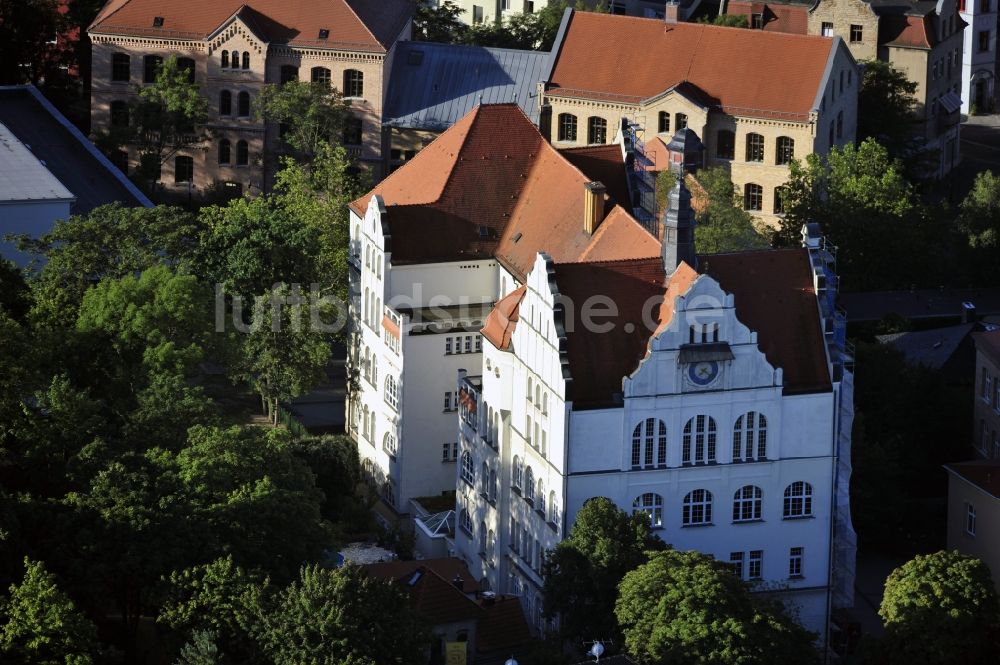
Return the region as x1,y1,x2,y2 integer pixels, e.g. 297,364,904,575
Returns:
318,28,330,39
153,16,164,27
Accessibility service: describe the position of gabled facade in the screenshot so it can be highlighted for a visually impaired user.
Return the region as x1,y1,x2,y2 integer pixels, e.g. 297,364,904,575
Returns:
454,183,856,640
88,0,412,194
346,103,660,518
540,9,859,223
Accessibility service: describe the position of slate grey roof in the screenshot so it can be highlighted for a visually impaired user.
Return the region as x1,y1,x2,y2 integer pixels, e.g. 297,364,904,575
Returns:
877,323,982,370
0,85,150,215
384,41,549,130
0,122,75,204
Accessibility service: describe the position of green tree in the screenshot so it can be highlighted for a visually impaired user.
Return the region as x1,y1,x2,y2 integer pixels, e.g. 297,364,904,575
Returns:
542,497,665,644
857,60,919,156
876,550,1000,665
254,80,350,159
0,558,100,665
175,630,223,665
413,0,467,43
0,259,29,321
659,168,767,254
256,563,429,665
698,14,748,27
615,549,817,665
777,139,942,290
290,435,367,527
957,170,1000,285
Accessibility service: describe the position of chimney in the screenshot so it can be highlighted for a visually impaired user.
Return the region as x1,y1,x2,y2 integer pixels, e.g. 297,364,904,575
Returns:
665,0,680,24
452,574,464,592
539,103,553,143
962,301,977,324
583,181,607,234
481,590,496,607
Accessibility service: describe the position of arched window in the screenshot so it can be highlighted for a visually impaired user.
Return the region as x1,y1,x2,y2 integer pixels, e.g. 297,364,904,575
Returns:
658,111,670,134
732,412,767,461
280,65,298,84
675,113,688,130
745,132,765,162
236,140,249,166
743,183,763,211
110,101,129,127
682,415,717,464
382,432,396,456
221,50,229,68
512,455,522,488
111,53,131,82
218,139,231,164
143,55,162,83
534,385,541,406
384,375,398,409
242,51,250,69
525,466,535,502
487,529,496,561
587,116,607,144
362,405,370,440
631,418,667,469
311,66,331,87
557,113,577,142
230,51,240,69
733,485,763,522
527,376,533,402
683,489,713,525
368,408,376,442
479,521,487,553
776,136,795,165
481,462,490,495
490,468,497,501
632,493,663,528
237,91,250,117
219,90,232,116
344,69,364,97
461,451,474,485
371,355,377,385
177,57,195,83
542,393,548,415
537,478,545,514
174,155,193,183
362,346,370,382
716,129,735,159
783,481,813,518
548,490,557,523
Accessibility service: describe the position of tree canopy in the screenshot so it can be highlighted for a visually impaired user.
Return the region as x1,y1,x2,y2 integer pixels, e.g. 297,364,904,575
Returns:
615,549,817,665
876,551,1000,665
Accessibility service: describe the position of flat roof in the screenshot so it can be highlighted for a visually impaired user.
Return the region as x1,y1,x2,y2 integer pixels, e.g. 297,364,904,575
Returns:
0,86,150,214
384,41,549,130
0,122,74,204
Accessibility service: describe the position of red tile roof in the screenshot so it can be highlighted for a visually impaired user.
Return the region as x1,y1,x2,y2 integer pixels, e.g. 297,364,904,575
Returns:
365,557,483,593
546,249,831,407
946,460,1000,500
702,249,831,394
974,328,1000,365
482,286,525,351
351,104,659,279
476,596,532,653
726,1,809,34
878,14,934,49
558,144,631,215
88,0,412,52
547,11,835,121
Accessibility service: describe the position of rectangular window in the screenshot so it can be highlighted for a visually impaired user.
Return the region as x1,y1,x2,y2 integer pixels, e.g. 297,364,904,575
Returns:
472,5,484,23
967,503,977,535
850,24,863,42
821,22,833,37
475,335,482,353
464,336,472,353
983,368,991,399
789,547,803,577
442,443,450,461
748,550,763,580
526,415,532,444
445,337,453,354
444,392,453,411
774,187,786,215
980,0,989,11
751,13,763,29
525,1,534,12
174,155,194,183
982,420,989,452
980,31,990,52
729,551,744,579
112,53,131,82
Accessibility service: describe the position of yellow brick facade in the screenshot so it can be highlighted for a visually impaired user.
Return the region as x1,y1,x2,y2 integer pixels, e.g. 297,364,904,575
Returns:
90,15,408,196
541,40,858,226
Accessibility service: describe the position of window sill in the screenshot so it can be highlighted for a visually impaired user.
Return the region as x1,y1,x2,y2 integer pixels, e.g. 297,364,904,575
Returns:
523,497,534,509
461,477,474,489
788,574,805,580
781,515,814,521
511,486,522,496
535,508,546,519
732,518,764,525
681,522,714,528
460,526,473,538
442,458,456,464
547,521,559,533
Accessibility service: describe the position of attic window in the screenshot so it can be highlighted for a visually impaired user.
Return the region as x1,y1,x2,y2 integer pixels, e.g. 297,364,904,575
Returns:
478,226,490,239
407,50,424,65
153,16,164,27
318,28,329,39
511,232,523,243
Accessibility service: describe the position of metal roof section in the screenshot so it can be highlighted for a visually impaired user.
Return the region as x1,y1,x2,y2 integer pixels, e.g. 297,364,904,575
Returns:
0,85,151,213
384,41,549,130
0,122,75,204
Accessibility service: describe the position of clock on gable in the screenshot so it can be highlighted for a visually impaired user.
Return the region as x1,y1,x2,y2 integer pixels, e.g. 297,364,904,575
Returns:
687,360,720,387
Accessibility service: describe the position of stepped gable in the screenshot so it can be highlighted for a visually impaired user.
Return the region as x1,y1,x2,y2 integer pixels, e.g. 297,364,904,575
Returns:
548,11,835,120
88,0,412,51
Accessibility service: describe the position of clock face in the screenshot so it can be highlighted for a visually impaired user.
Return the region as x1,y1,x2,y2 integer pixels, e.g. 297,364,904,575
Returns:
688,360,720,386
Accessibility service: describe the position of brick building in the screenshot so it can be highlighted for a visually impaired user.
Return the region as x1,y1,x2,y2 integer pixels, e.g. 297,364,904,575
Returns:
87,0,412,195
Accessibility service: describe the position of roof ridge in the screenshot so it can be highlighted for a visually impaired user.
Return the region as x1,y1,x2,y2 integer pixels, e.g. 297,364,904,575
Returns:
342,0,384,47
573,9,839,43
